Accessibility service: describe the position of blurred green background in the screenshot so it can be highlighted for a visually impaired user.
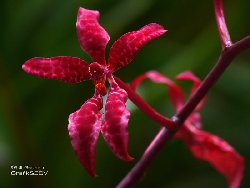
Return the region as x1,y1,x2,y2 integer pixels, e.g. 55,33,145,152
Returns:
0,0,249,187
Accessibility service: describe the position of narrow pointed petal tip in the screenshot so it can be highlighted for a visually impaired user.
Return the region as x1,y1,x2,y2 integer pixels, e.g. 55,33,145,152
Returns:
68,96,103,177
123,154,134,162
101,83,133,161
108,23,167,72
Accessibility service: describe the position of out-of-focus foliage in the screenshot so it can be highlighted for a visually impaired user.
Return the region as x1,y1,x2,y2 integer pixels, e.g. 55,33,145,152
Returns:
0,0,249,187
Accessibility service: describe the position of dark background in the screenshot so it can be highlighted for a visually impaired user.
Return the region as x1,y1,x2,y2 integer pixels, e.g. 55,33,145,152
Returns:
0,0,249,187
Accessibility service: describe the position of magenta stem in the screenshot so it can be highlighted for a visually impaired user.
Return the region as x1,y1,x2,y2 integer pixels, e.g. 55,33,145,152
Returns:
116,35,250,188
214,0,232,48
176,36,250,123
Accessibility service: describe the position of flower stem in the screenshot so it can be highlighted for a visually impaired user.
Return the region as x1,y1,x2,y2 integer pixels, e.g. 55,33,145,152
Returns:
214,0,232,48
177,35,250,124
116,35,250,188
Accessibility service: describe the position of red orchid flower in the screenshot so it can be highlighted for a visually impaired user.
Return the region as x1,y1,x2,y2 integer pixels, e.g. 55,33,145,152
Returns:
131,71,244,188
22,7,167,176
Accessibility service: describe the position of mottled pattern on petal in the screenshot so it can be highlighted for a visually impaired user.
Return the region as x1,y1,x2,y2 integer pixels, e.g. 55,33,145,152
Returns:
68,95,103,177
181,122,244,188
22,56,90,83
76,7,110,65
130,71,184,111
101,82,133,161
176,71,205,111
108,23,167,72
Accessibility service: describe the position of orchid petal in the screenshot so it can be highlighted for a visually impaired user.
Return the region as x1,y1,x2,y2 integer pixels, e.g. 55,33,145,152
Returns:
131,71,184,111
187,112,203,130
68,95,103,177
76,7,110,65
176,71,201,94
175,113,203,139
101,80,133,161
22,56,90,83
181,122,244,188
108,23,167,72
176,71,206,111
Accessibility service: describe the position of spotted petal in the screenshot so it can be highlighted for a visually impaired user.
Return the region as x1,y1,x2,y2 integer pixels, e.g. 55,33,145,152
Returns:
68,95,103,177
101,81,133,161
131,71,184,111
76,7,110,65
108,23,167,72
22,56,90,83
182,122,244,188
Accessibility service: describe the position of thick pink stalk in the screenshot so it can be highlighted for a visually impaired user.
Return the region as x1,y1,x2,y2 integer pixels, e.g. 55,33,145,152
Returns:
115,35,250,188
214,0,232,48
